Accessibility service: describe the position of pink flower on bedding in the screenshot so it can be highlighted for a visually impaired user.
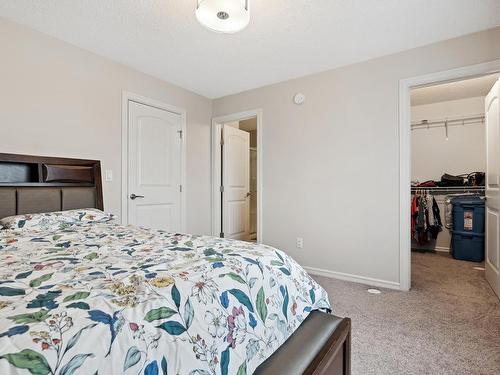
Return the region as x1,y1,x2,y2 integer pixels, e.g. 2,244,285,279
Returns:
226,306,247,349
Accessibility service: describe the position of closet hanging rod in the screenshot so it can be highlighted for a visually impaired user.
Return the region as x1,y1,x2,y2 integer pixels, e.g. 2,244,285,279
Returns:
411,114,485,130
411,186,485,192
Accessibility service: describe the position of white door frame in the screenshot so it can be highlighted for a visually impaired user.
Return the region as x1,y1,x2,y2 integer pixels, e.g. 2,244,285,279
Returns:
211,109,263,242
399,60,500,291
121,91,187,231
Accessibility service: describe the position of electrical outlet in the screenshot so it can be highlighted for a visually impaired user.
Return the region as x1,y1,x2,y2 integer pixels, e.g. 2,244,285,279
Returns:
296,237,303,249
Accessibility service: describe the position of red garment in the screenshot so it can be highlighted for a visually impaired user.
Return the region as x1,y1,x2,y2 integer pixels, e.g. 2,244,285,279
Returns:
416,180,437,187
411,195,417,235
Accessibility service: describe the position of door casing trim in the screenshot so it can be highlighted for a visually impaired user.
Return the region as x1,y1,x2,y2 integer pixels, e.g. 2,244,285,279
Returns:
211,109,263,243
399,60,500,291
121,91,187,231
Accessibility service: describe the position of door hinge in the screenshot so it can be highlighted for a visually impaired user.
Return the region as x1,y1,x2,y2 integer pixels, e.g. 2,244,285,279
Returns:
178,130,183,139
220,185,224,193
179,185,183,193
220,134,224,146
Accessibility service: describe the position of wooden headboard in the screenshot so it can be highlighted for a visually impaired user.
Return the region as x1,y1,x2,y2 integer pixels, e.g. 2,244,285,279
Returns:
0,153,103,219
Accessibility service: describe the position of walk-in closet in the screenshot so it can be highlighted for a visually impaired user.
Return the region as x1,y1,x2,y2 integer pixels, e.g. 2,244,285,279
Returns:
410,73,500,298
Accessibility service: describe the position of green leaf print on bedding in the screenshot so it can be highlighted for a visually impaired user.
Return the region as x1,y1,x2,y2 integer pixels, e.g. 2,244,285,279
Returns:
29,273,53,288
63,292,90,302
0,349,51,375
8,309,50,324
144,307,177,322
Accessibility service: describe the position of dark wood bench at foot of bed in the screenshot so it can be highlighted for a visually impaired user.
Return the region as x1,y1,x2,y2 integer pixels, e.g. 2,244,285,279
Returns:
256,311,351,375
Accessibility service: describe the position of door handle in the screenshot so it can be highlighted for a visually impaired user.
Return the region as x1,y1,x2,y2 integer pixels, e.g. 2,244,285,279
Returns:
130,194,145,200
246,192,251,197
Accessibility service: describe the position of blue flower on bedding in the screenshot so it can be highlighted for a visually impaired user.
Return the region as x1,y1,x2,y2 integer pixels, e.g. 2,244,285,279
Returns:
88,310,125,357
0,210,331,374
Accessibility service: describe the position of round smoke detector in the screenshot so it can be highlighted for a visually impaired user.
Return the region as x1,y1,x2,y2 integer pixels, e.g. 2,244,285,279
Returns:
294,93,305,105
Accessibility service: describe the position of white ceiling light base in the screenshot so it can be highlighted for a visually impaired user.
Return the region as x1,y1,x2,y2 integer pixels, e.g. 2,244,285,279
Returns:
196,0,250,34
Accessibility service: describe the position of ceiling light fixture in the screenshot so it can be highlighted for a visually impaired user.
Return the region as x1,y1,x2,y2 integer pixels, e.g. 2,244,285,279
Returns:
196,0,250,34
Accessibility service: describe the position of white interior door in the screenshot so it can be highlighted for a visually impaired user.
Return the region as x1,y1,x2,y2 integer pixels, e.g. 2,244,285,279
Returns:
128,101,182,231
485,79,500,298
249,148,258,237
222,125,250,240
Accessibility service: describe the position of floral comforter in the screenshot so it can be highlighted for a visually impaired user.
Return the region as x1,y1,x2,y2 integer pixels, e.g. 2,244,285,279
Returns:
0,216,330,374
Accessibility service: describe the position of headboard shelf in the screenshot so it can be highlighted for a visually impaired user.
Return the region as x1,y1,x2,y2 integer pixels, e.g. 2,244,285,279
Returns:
0,161,39,183
0,182,95,187
0,153,103,218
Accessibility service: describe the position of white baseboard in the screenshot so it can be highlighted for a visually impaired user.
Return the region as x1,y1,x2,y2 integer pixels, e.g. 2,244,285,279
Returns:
412,246,450,253
304,266,402,291
434,246,451,253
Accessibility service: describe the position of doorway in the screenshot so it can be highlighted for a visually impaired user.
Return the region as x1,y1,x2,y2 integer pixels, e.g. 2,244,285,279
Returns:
212,110,263,242
399,61,500,296
121,92,186,232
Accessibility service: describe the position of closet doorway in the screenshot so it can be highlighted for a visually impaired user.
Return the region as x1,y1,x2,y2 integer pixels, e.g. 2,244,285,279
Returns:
211,110,263,243
401,66,500,298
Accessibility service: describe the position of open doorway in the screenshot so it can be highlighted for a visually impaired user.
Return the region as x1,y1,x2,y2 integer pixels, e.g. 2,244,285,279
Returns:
404,71,500,298
212,110,262,243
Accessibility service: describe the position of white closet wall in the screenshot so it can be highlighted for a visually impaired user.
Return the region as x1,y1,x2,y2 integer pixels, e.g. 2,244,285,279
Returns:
411,97,486,182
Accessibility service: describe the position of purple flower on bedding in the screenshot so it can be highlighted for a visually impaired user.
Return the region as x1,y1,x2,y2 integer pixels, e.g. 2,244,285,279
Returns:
226,306,247,348
0,211,331,374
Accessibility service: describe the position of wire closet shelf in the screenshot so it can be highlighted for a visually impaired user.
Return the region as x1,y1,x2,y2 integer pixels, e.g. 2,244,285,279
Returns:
411,186,485,194
411,113,485,131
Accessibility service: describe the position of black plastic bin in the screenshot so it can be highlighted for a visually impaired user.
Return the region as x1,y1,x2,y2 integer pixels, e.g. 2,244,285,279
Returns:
450,196,485,262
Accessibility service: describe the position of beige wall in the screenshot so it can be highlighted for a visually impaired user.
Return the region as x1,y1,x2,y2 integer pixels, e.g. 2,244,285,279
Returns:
239,118,258,147
213,27,500,286
0,19,213,235
2,16,500,286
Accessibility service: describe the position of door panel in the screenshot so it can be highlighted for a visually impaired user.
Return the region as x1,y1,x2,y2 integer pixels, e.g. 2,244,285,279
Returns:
128,101,182,232
487,209,499,269
227,136,247,186
223,126,250,240
138,120,172,186
487,89,499,188
228,201,245,235
136,204,174,231
485,79,500,298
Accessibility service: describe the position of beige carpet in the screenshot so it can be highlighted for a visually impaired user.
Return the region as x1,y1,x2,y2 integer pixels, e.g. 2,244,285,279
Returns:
312,252,500,375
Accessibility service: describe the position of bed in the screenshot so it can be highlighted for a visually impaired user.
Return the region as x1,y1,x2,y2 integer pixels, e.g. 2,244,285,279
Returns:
0,153,351,375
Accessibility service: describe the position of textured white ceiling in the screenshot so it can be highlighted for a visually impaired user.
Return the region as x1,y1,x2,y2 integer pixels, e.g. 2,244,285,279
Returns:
411,73,500,106
1,0,499,98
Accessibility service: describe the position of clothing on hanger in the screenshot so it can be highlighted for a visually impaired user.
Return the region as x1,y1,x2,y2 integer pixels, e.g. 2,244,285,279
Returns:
411,191,443,245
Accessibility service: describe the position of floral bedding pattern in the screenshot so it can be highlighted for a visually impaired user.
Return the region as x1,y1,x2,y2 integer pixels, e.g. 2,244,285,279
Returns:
0,214,331,375
0,209,115,230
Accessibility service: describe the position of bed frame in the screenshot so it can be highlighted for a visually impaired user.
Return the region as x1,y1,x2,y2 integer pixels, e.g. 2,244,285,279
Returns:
0,153,103,218
0,152,351,375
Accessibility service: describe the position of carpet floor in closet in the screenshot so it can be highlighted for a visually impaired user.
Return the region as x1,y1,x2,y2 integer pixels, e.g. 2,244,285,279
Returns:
312,252,500,375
